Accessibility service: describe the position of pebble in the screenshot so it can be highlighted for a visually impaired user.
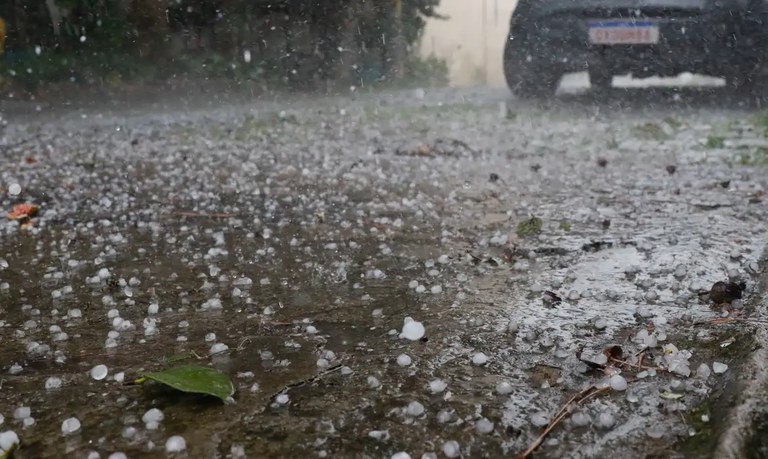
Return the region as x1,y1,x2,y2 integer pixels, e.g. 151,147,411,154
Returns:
13,407,30,420
696,363,712,379
571,411,591,427
713,362,729,374
610,374,628,391
61,417,81,435
475,417,494,434
165,435,187,452
397,354,412,367
442,440,461,458
45,376,63,390
496,381,514,395
0,431,20,452
531,412,549,427
143,408,164,430
400,318,425,341
90,365,108,380
210,343,229,354
597,411,615,429
429,379,447,394
406,401,425,417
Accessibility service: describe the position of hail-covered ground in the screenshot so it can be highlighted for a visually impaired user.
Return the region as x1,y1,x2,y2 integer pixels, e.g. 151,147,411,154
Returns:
1,85,768,459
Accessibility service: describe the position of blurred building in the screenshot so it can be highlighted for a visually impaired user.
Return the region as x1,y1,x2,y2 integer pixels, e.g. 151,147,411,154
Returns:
419,0,518,87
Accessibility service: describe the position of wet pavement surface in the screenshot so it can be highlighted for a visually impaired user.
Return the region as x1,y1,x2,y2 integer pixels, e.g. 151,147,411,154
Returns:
1,85,768,459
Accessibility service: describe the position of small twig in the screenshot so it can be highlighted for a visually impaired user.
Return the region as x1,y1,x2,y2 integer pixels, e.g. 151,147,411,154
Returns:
0,138,30,150
192,350,207,360
700,313,768,326
465,250,483,264
515,385,610,459
236,336,254,351
268,363,343,404
0,441,18,458
170,211,239,218
609,357,665,372
708,317,737,325
446,138,479,155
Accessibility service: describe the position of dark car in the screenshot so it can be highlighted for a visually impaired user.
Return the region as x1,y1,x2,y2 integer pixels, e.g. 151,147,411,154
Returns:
503,0,768,97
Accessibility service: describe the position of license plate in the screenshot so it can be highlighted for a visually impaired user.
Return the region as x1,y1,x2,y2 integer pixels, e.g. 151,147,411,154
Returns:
588,21,659,45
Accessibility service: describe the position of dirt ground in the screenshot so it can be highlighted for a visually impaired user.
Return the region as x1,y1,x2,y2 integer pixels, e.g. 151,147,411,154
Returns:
1,84,768,458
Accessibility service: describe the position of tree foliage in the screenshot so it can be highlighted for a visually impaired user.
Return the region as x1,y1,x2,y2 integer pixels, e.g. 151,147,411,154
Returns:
0,0,445,89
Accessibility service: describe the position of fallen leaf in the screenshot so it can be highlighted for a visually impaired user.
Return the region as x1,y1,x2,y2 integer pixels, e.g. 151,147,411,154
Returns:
8,203,39,221
516,216,543,238
140,365,235,403
530,364,561,388
542,291,562,307
602,345,624,361
166,353,195,363
708,281,745,305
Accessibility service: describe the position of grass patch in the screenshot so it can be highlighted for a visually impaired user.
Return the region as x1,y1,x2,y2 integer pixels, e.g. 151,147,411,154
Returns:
753,112,768,136
738,147,768,166
705,136,725,149
634,122,671,141
516,215,543,238
663,117,683,129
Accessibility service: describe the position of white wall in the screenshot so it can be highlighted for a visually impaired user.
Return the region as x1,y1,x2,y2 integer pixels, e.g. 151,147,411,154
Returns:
419,0,519,87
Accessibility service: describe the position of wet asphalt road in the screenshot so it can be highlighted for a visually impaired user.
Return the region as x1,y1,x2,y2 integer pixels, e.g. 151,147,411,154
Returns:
1,84,768,459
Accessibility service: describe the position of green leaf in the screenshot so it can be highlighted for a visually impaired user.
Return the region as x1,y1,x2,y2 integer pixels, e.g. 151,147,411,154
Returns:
0,440,19,459
141,365,235,403
166,353,194,364
516,215,543,238
705,135,725,149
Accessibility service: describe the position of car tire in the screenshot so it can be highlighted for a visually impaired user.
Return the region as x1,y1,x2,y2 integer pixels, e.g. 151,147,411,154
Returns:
503,39,560,99
726,72,760,97
589,69,613,91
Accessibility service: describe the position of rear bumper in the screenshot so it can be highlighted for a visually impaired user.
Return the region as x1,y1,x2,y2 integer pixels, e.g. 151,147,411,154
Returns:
509,10,768,77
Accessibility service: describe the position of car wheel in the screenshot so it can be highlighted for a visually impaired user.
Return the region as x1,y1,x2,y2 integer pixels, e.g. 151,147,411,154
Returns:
503,39,560,99
726,72,760,97
589,69,613,90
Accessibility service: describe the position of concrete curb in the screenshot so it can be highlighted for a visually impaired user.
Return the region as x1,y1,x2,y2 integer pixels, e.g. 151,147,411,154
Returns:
714,261,768,459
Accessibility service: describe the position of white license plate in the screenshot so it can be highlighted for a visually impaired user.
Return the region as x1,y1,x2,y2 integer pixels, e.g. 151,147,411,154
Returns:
588,21,659,45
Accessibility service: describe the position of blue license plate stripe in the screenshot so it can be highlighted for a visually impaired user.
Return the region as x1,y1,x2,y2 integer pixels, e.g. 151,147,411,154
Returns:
590,21,657,28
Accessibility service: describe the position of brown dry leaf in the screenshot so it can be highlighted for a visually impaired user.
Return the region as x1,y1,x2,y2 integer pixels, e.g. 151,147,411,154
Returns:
709,317,737,325
416,144,433,156
542,290,562,307
530,364,561,388
8,203,39,221
602,345,624,361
